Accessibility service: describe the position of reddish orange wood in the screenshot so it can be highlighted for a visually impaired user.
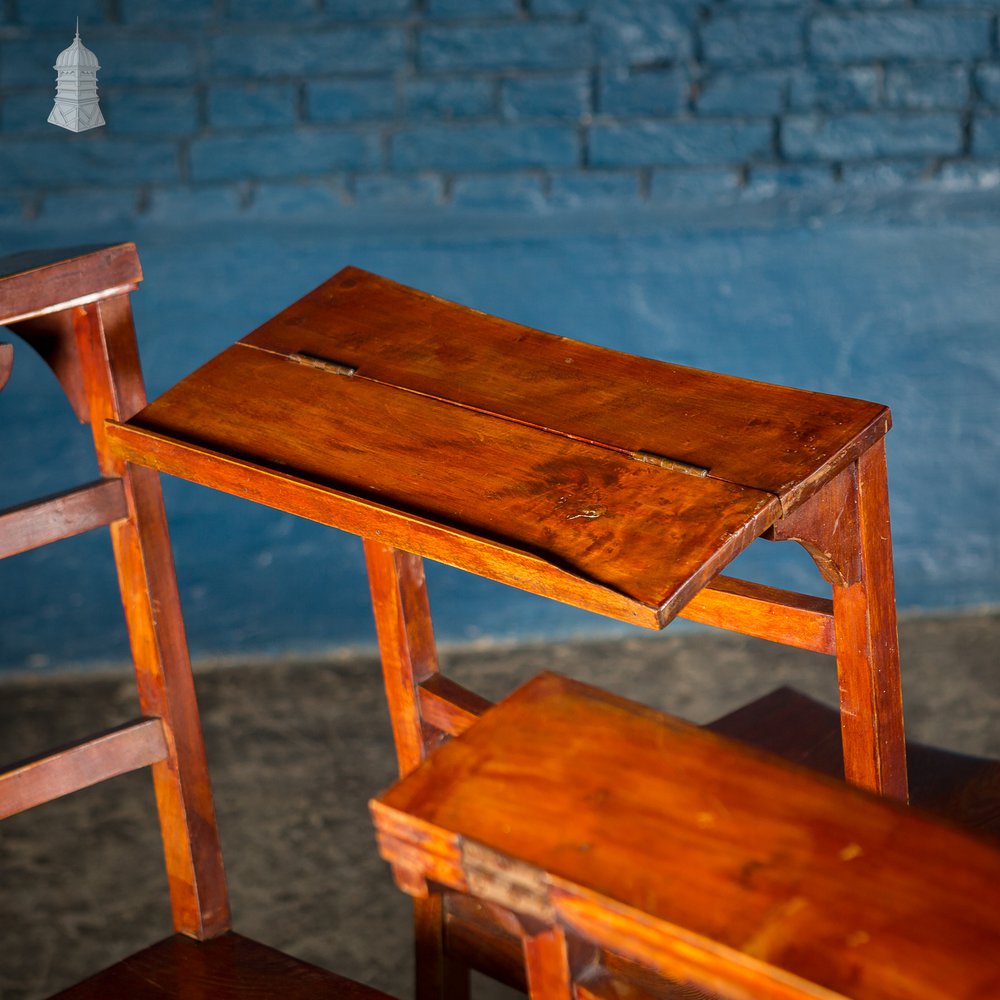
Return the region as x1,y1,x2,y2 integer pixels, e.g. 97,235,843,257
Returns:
0,718,167,821
418,675,493,738
240,267,889,509
0,342,12,391
73,293,230,937
771,443,906,800
678,575,835,655
50,933,396,1000
522,926,574,1000
0,243,141,327
110,343,780,629
0,479,128,560
372,673,1000,1000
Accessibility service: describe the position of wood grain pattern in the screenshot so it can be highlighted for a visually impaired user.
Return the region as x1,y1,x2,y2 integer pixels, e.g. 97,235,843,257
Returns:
50,932,396,1000
418,675,494,738
239,266,889,509
74,293,230,938
0,479,128,560
0,243,141,327
372,673,1000,1000
0,341,11,391
109,344,781,628
0,718,167,821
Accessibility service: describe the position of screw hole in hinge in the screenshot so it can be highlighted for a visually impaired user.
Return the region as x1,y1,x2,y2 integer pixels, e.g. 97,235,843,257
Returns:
289,352,358,377
631,451,709,478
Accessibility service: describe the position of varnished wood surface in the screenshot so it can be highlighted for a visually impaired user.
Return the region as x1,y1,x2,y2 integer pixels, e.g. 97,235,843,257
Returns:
0,479,128,560
0,718,167,821
372,673,1000,1000
109,334,782,628
0,341,11,391
50,932,396,1000
106,266,897,634
0,243,141,327
241,267,889,509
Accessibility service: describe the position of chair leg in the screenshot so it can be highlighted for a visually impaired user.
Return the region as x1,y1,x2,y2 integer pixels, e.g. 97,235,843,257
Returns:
364,539,470,1000
770,439,907,801
363,540,444,775
74,295,231,937
831,440,907,801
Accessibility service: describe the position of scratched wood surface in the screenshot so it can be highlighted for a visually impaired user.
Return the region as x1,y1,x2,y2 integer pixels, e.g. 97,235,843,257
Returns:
372,672,1000,1000
104,267,892,629
241,267,889,509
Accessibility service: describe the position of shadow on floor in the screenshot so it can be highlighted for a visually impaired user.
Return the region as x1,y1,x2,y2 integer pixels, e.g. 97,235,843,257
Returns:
1,611,997,999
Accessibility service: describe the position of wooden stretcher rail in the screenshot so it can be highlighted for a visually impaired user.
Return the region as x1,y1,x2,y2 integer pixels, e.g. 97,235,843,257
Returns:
679,574,836,655
418,675,494,737
0,478,128,560
0,717,168,820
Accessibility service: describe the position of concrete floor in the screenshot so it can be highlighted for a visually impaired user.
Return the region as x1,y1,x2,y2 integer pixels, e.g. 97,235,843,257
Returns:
0,611,997,999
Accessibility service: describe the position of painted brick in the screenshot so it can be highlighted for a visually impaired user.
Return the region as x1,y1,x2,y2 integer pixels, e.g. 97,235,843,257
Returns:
783,113,962,160
451,174,547,210
419,24,591,72
145,185,248,221
599,69,687,117
121,0,214,23
404,79,495,120
323,0,414,17
307,80,396,123
886,65,969,111
208,84,298,128
190,130,379,182
0,38,191,88
0,196,27,224
0,139,181,188
744,165,836,199
2,91,53,134
353,174,444,205
592,1,693,65
697,70,786,116
529,0,589,14
789,67,879,112
649,167,741,202
427,0,518,16
936,160,1000,190
211,30,406,78
975,64,1000,106
249,180,349,217
392,124,579,170
973,116,1000,156
91,39,196,86
20,0,106,28
810,14,991,63
101,88,199,136
701,14,804,67
841,160,927,190
591,121,773,167
548,171,640,208
503,74,590,119
226,0,318,20
39,188,140,224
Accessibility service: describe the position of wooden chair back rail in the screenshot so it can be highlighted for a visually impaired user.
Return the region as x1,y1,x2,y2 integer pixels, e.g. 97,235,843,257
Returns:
0,718,168,821
0,341,11,390
371,673,1000,1000
0,478,128,560
0,244,230,940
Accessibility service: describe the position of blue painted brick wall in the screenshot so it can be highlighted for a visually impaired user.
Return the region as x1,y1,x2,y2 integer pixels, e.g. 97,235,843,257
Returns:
5,0,1000,222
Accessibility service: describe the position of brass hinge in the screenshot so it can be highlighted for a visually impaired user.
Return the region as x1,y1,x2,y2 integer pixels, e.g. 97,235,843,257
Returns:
289,351,358,377
631,451,709,478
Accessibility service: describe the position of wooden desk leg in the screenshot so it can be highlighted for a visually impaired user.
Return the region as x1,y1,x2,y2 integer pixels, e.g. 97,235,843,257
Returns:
771,439,908,802
364,540,470,1000
73,296,231,937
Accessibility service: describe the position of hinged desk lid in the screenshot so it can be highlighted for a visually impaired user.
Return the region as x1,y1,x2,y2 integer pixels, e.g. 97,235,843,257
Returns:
106,267,890,629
